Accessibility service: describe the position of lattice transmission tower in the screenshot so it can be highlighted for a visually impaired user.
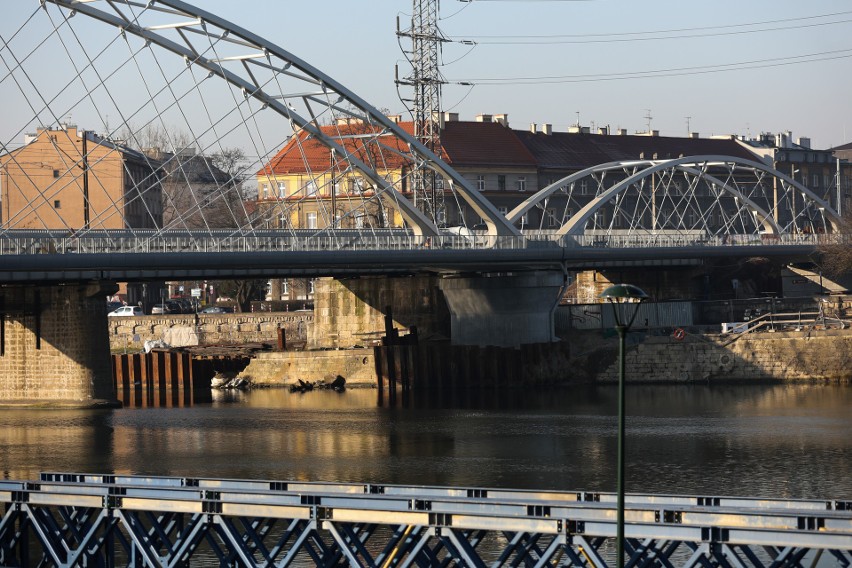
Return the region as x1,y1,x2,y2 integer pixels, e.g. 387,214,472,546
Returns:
396,0,449,225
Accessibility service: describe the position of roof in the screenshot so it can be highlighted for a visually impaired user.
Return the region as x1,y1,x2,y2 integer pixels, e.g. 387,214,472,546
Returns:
516,131,759,170
258,120,764,177
258,121,419,177
440,121,537,168
831,141,852,151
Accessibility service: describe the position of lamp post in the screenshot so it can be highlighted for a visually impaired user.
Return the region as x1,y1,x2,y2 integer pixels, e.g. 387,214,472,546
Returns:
599,283,648,568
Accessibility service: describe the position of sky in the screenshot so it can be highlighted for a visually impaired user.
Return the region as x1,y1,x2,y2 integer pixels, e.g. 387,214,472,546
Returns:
2,0,850,149
191,0,852,149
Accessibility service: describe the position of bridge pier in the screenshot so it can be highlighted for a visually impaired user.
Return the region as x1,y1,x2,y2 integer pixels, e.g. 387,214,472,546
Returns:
0,282,119,407
312,272,565,350
439,271,565,347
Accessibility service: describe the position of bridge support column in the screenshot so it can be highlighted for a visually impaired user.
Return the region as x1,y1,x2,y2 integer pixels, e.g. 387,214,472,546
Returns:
0,282,120,407
439,271,565,348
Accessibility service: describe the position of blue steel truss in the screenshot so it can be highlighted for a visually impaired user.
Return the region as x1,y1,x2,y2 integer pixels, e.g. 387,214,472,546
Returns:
1,473,850,567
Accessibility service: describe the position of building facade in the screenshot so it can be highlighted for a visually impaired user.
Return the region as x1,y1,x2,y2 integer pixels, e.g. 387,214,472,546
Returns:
0,125,162,230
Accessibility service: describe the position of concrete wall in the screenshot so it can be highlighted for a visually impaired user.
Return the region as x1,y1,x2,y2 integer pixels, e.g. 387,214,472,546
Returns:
439,271,564,347
310,276,448,349
1,284,117,407
239,348,376,387
108,312,312,351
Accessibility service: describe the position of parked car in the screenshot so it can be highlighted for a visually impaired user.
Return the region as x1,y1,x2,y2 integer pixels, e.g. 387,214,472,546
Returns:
151,300,182,315
106,301,124,313
108,305,143,317
199,305,229,314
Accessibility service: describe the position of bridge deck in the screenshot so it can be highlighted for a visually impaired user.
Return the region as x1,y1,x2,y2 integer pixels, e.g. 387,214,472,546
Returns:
1,473,849,567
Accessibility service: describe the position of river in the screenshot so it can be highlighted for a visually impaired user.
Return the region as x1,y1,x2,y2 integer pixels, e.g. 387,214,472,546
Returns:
1,384,850,501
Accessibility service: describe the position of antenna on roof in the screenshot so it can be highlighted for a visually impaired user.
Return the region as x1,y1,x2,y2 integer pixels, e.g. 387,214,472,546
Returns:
685,116,691,135
644,109,653,134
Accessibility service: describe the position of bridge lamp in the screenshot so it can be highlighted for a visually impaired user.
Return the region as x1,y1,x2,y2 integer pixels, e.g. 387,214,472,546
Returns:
599,283,649,568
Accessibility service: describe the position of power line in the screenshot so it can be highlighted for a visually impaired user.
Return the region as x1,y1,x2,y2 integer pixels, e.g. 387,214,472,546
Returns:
452,12,852,45
452,10,852,40
451,48,852,85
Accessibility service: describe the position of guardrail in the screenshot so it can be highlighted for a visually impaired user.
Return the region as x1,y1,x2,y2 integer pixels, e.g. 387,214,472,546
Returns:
0,230,847,255
0,473,849,567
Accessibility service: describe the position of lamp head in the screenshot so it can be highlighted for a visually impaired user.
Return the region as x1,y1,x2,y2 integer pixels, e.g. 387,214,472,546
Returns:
599,284,648,302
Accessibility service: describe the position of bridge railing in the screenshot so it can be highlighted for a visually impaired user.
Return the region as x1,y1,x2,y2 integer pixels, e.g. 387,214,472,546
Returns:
0,230,848,255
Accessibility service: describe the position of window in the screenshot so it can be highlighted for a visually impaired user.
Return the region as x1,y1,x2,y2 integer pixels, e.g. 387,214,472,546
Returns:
519,213,528,227
498,206,508,216
812,174,819,188
516,177,527,192
278,214,288,228
53,169,60,178
579,180,588,195
306,212,317,229
476,175,485,191
333,179,343,195
53,200,61,209
277,181,287,198
281,279,289,295
306,180,318,196
612,213,622,228
673,181,683,195
497,175,506,191
546,208,557,227
262,184,269,199
562,209,574,224
309,279,315,295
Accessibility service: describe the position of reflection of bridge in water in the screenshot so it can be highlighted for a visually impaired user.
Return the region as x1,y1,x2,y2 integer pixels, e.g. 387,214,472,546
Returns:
1,473,850,567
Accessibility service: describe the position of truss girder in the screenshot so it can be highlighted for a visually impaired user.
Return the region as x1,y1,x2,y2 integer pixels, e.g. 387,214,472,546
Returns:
1,475,850,567
35,0,518,238
511,156,841,238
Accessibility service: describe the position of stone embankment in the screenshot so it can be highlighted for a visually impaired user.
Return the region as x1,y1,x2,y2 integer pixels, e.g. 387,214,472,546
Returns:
234,327,852,388
566,327,852,383
108,312,312,351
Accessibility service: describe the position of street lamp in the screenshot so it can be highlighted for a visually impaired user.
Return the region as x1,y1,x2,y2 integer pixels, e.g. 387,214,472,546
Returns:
599,283,649,568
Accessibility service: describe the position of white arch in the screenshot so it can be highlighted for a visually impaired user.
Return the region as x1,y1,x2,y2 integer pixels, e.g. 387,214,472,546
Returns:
511,155,840,237
45,0,520,237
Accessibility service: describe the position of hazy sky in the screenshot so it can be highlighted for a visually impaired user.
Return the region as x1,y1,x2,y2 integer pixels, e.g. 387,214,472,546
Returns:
3,0,850,149
190,0,852,149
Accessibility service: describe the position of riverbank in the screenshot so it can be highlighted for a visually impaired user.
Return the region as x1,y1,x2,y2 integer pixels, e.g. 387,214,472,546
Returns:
232,327,852,389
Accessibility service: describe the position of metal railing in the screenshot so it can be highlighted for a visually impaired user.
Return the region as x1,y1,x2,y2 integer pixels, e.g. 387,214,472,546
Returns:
0,230,847,256
0,472,849,567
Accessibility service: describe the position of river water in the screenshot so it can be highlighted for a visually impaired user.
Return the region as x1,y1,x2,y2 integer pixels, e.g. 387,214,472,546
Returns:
1,384,850,500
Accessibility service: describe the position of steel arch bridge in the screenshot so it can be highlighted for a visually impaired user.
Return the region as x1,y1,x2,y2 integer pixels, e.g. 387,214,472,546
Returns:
0,0,844,259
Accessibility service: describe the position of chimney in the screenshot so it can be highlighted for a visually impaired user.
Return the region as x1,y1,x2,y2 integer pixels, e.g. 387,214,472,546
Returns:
689,132,700,139
597,126,609,135
541,123,552,135
493,114,509,126
387,114,402,124
530,123,537,133
798,137,811,149
617,128,628,136
476,113,493,123
443,112,458,122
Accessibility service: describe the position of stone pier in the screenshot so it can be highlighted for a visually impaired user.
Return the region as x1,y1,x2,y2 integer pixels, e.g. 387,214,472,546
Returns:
0,283,119,407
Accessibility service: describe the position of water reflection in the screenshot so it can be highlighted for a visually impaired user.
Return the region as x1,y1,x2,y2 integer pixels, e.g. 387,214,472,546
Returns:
0,384,849,500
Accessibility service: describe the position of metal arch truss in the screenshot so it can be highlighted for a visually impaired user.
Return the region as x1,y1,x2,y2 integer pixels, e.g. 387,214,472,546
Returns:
1,0,517,238
2,475,851,568
510,156,842,240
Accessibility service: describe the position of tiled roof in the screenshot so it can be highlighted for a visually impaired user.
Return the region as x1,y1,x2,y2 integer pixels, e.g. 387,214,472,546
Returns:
258,121,419,176
440,121,537,168
831,141,852,151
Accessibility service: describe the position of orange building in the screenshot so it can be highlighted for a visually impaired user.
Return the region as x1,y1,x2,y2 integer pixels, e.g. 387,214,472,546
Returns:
0,125,162,230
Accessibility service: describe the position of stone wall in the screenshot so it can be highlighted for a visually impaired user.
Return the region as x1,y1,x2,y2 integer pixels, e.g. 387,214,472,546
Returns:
108,312,312,351
310,276,449,349
238,348,376,387
1,284,117,407
570,329,852,383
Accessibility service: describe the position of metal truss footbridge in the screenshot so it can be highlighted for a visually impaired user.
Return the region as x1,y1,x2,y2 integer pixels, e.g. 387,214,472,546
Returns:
1,473,850,567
